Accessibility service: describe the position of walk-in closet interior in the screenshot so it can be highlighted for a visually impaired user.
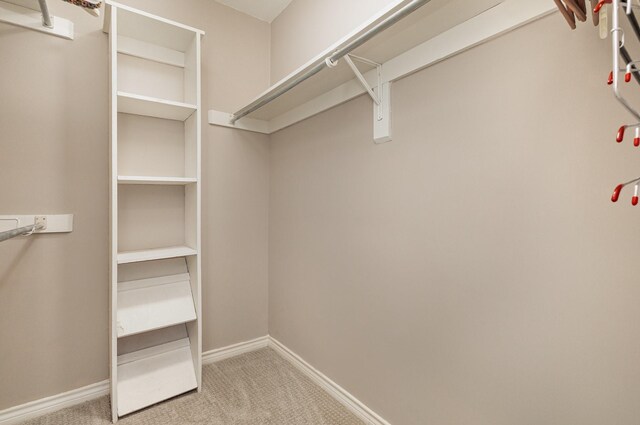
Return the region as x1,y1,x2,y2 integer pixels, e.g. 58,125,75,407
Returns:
1,0,640,424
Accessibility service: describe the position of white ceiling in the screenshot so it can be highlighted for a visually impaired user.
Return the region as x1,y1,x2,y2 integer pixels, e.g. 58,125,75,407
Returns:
214,0,294,23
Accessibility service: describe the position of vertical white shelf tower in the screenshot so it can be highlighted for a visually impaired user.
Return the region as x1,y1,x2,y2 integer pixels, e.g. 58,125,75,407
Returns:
103,1,204,421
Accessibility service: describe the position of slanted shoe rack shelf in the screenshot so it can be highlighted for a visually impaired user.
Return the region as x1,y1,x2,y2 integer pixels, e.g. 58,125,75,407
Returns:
103,1,204,421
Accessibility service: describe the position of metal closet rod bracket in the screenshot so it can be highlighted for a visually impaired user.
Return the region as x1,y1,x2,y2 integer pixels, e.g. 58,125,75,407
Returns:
37,0,53,28
328,54,392,143
337,55,382,106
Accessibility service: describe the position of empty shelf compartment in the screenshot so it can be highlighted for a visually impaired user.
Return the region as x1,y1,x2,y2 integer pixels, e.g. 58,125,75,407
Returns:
117,273,196,337
117,113,193,179
117,337,197,416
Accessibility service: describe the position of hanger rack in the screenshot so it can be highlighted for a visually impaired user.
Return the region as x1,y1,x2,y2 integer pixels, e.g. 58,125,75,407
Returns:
600,0,640,204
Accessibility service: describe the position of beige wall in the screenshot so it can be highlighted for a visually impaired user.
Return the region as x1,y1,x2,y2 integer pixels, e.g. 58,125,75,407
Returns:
4,2,640,423
0,0,270,410
270,0,394,83
269,15,640,425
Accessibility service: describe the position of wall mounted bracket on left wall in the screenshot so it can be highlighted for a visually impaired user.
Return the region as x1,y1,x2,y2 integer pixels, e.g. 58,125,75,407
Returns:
0,0,74,39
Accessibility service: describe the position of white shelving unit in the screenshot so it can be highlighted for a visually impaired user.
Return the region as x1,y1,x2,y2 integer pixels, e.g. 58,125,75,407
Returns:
104,1,204,421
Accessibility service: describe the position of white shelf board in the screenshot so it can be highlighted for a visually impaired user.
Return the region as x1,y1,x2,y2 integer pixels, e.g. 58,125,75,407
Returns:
209,0,556,134
117,92,196,121
117,273,196,338
117,338,197,416
117,246,197,264
0,0,74,40
118,176,197,185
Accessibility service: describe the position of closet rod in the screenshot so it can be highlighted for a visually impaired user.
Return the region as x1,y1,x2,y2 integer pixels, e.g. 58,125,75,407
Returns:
230,0,431,124
0,224,42,243
38,0,52,28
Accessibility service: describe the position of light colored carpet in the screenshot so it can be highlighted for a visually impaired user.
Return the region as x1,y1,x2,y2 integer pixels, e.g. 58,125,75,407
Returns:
22,348,364,425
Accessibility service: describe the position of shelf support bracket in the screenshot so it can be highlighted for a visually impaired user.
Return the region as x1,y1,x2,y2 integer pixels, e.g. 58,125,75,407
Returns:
342,54,392,144
343,55,381,106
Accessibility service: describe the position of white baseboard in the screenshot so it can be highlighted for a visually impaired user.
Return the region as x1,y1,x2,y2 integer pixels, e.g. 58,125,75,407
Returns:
0,336,269,425
0,335,388,425
202,335,270,365
267,337,390,425
0,380,109,425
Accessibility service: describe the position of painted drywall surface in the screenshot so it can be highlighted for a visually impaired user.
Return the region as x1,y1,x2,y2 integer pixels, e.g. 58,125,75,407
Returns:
202,126,269,349
0,0,269,411
270,0,395,83
269,15,640,425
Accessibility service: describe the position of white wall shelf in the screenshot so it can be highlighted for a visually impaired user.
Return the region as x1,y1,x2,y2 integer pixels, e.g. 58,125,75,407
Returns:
208,0,556,142
118,92,196,121
106,1,203,421
117,273,196,338
118,176,197,185
117,246,198,265
116,338,197,416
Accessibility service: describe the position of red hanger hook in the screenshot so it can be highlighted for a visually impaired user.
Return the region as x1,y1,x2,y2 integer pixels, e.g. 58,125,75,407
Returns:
617,125,626,143
626,72,632,83
608,71,614,85
612,184,624,202
594,0,612,13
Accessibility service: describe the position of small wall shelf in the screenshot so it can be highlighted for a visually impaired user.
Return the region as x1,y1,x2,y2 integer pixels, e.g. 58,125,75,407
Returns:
118,176,197,185
117,92,196,121
117,246,198,265
105,1,204,421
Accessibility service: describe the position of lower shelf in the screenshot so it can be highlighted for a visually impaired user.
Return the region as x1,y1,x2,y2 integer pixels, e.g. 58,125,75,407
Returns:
117,246,198,264
117,273,196,338
117,338,197,416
